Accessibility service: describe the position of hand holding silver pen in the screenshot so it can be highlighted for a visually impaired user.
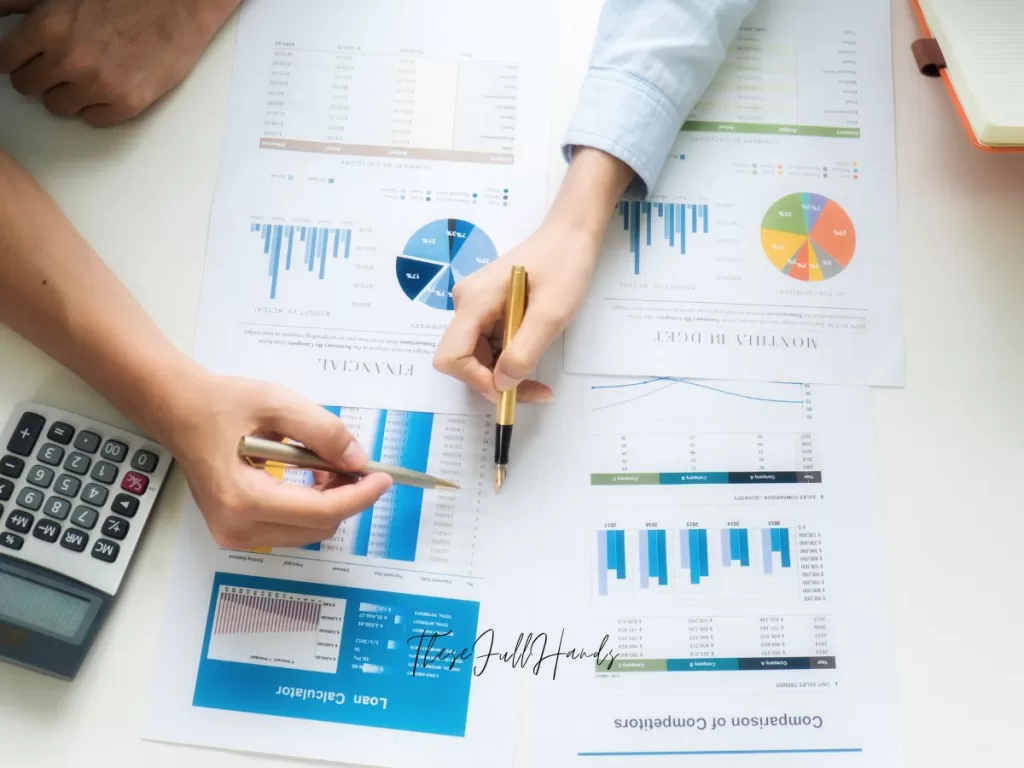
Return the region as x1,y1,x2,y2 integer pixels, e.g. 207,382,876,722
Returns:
238,435,461,491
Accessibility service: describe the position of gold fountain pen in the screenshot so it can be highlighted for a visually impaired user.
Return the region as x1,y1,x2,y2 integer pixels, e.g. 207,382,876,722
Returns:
238,435,460,490
494,265,528,492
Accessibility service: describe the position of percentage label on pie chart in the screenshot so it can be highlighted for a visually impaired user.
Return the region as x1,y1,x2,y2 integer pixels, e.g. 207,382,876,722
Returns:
761,193,856,281
396,218,498,310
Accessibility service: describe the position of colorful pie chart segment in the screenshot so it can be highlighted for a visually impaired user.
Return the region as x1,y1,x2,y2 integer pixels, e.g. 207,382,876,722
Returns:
396,218,498,310
760,193,855,282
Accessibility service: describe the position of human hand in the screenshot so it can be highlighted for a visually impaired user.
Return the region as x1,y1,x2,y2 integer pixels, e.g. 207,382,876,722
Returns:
0,0,240,126
433,148,637,402
434,221,600,403
155,371,392,551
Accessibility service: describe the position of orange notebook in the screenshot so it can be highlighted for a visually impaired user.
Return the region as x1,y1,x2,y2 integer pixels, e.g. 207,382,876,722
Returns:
910,0,1024,152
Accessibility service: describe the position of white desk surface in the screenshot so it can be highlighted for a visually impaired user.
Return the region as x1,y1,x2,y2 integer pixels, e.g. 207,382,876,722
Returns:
1,2,1023,766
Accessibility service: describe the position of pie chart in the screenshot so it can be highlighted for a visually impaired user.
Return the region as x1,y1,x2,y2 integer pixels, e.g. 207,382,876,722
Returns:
396,218,497,310
760,193,856,281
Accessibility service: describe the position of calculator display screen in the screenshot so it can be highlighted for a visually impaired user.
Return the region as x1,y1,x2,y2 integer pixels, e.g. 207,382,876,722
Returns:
0,571,91,641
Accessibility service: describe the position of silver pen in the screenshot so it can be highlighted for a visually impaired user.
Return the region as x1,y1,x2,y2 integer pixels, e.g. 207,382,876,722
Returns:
238,435,460,491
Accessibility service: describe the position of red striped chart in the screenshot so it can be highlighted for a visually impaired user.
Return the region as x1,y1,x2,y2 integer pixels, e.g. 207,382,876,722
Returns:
206,586,344,673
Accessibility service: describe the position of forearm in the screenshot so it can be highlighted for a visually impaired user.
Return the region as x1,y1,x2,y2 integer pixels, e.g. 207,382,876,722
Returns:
0,150,200,442
545,147,634,244
564,0,758,197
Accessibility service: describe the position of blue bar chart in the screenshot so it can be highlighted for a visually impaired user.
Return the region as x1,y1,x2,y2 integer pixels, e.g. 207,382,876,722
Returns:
249,222,352,300
763,527,792,574
597,530,627,596
618,201,711,275
722,528,751,568
249,406,488,578
325,407,434,563
594,526,805,600
682,529,710,585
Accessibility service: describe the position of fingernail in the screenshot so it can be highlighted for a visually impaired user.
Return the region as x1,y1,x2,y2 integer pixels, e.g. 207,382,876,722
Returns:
536,390,555,404
494,373,521,392
342,440,368,468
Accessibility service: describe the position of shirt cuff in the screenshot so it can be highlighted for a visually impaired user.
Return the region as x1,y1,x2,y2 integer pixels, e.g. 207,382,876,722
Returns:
561,68,685,200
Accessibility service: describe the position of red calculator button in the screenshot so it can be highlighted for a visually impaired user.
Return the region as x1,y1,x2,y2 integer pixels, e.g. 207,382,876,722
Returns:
120,471,149,495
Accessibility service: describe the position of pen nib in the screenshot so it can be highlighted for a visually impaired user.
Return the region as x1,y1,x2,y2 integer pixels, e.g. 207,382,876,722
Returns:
493,466,506,493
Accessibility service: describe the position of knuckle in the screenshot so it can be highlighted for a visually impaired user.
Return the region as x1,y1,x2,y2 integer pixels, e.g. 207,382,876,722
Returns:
90,67,118,97
210,525,246,550
81,109,108,128
122,86,153,116
499,347,532,376
211,480,246,517
318,418,352,450
10,75,31,95
43,92,74,116
432,349,454,373
61,47,96,75
451,277,482,309
37,13,68,42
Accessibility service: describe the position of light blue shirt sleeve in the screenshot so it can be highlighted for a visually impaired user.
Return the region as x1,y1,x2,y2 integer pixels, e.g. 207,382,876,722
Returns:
562,0,758,199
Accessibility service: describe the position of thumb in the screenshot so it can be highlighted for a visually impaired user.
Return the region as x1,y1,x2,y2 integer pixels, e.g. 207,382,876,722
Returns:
261,389,369,473
493,305,563,391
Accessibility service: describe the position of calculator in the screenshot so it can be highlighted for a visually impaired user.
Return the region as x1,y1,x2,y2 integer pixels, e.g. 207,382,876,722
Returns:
0,401,172,680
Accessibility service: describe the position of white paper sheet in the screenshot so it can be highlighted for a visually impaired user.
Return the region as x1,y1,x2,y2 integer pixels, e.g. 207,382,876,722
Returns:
191,0,555,415
564,0,904,386
146,407,532,768
146,0,555,764
516,374,905,766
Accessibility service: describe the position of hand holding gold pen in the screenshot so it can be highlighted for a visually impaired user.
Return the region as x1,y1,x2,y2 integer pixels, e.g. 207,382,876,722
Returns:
238,265,528,495
494,265,528,493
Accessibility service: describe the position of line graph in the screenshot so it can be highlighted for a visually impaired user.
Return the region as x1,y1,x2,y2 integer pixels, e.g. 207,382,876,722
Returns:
586,378,819,483
590,377,807,412
206,586,345,674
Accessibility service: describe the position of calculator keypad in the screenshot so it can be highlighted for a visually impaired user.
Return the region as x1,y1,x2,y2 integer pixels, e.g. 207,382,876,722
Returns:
0,455,25,478
64,452,91,475
60,528,89,552
101,440,128,463
91,539,119,563
121,471,149,495
131,450,159,473
111,494,139,518
37,443,65,466
16,487,44,511
70,506,98,530
0,402,170,595
33,519,61,543
6,412,44,456
26,465,55,488
6,510,34,534
90,461,118,485
101,516,129,541
43,497,72,520
74,431,101,454
47,422,74,444
54,474,82,498
82,483,109,507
